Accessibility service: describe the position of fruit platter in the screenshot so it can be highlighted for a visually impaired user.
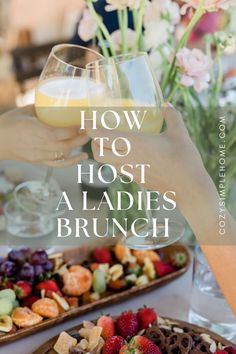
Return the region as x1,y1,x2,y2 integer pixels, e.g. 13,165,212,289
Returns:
33,307,236,354
0,243,190,343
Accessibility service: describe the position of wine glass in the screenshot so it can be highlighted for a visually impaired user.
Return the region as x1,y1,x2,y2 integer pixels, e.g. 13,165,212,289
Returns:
86,53,185,249
14,44,103,216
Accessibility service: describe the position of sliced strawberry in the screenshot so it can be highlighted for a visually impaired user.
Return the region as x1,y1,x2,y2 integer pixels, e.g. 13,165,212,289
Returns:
22,294,40,308
137,307,157,329
116,311,139,339
93,248,112,264
121,335,162,354
97,315,115,340
14,281,32,299
64,296,79,308
103,336,126,354
35,279,61,296
153,260,175,277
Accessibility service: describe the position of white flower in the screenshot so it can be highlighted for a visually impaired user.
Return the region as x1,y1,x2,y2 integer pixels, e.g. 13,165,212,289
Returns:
160,0,181,26
144,0,180,28
127,0,142,10
149,47,171,80
214,32,236,54
144,0,161,28
110,29,136,51
144,20,170,50
78,8,98,41
105,0,129,11
105,0,142,11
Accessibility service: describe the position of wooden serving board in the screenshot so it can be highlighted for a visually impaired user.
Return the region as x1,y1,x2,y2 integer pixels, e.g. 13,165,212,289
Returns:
0,243,190,345
33,317,234,354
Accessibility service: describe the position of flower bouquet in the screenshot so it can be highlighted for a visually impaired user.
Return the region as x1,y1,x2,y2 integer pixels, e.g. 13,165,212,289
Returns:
78,0,236,236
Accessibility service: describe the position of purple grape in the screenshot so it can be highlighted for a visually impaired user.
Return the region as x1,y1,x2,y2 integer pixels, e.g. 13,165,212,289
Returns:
8,249,25,264
0,261,17,277
31,250,48,265
34,264,44,277
20,262,34,281
0,257,5,266
43,260,53,272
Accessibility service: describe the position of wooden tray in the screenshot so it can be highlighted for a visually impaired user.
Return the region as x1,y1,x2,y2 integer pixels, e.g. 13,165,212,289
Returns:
33,316,234,354
0,243,190,345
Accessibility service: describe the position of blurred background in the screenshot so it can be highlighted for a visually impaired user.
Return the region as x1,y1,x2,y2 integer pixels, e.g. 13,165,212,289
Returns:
0,0,235,112
0,0,85,111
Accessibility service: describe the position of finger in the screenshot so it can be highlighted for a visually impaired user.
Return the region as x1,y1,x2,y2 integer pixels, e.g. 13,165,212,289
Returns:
43,152,88,168
49,127,83,141
91,140,124,165
86,121,132,144
162,103,185,131
45,134,90,152
19,104,36,116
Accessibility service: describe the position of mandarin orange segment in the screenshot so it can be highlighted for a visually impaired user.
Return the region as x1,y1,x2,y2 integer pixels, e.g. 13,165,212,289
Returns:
114,244,135,264
62,265,92,296
12,307,43,328
132,250,160,265
32,298,59,319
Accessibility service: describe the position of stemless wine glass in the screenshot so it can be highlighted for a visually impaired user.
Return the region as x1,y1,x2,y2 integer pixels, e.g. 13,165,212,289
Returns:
86,53,186,249
14,44,103,216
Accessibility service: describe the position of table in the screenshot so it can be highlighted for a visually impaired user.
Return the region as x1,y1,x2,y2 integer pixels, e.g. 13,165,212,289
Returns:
0,161,193,353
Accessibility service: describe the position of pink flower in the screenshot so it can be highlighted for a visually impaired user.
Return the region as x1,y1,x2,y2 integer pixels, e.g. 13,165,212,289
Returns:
78,8,98,42
105,0,128,11
181,0,236,14
127,0,142,10
176,47,212,92
110,29,136,51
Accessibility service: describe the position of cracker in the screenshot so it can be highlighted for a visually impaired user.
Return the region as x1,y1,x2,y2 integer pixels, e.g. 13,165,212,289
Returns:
54,331,77,354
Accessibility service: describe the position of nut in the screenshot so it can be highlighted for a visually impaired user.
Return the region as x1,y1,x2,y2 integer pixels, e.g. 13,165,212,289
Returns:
143,257,155,280
108,264,123,281
78,338,89,350
135,275,149,286
125,274,137,283
210,341,217,353
90,292,100,301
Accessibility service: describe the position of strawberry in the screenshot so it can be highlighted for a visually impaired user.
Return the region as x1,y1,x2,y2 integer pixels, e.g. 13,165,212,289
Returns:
35,279,61,297
93,248,112,264
22,294,40,308
153,260,175,277
97,315,115,340
120,335,161,354
137,307,157,329
224,347,236,354
116,311,139,339
214,351,228,354
14,281,32,299
169,251,188,268
64,296,79,308
103,336,126,354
